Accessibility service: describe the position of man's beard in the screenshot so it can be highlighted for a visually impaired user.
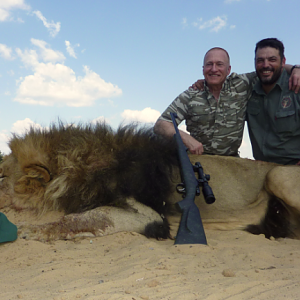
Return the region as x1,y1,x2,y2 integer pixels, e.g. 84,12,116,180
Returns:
256,67,282,86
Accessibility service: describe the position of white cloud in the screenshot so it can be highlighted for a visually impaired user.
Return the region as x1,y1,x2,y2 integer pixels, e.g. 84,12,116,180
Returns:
192,18,202,28
0,8,9,21
195,16,227,32
91,116,109,124
31,38,65,62
33,10,61,37
0,118,43,154
14,40,122,107
121,107,161,124
16,47,39,67
230,25,236,29
0,0,30,22
0,131,10,154
65,41,80,59
16,39,65,67
11,118,42,135
0,43,13,60
14,64,122,107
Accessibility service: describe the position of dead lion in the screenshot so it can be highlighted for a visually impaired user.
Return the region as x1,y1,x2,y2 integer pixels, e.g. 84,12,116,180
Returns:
1,121,300,242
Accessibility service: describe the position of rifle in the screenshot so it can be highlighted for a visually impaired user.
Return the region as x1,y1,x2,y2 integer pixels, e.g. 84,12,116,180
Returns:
170,112,215,245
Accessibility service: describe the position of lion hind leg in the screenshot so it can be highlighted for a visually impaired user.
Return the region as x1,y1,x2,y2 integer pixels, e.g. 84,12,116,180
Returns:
246,166,300,239
265,166,300,211
245,195,292,239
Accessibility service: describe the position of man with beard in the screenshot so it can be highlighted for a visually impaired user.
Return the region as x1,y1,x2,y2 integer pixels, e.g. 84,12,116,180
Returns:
154,39,300,161
247,38,300,165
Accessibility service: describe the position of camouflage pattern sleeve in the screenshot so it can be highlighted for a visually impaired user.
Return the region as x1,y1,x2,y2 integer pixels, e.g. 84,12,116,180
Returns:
239,71,258,87
158,89,192,126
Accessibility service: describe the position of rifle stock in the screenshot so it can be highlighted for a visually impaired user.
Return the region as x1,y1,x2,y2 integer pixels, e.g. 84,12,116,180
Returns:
170,112,215,245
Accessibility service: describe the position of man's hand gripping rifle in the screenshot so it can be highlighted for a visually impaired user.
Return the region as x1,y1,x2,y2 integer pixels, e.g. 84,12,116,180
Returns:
170,112,215,245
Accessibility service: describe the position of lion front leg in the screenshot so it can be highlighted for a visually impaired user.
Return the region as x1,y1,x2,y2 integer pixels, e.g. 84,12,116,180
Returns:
18,199,170,242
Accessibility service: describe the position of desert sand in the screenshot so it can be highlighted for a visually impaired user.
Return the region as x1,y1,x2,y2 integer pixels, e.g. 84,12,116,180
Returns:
1,222,300,300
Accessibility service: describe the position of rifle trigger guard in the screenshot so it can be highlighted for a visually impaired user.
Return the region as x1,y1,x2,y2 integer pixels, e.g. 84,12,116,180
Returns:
176,183,185,194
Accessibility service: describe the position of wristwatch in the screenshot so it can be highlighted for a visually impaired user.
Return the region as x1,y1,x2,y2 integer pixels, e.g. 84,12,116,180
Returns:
291,65,300,73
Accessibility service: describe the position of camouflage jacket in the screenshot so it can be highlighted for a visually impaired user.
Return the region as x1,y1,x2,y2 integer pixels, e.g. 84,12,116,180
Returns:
159,72,257,156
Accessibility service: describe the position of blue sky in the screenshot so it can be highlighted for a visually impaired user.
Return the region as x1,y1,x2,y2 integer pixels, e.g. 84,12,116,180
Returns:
0,0,299,158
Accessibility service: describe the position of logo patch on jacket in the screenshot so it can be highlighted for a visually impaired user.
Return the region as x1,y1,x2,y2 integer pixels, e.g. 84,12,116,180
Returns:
281,96,292,109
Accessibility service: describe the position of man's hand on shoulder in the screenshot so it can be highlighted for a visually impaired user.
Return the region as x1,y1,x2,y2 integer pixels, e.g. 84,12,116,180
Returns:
289,66,300,94
189,79,205,91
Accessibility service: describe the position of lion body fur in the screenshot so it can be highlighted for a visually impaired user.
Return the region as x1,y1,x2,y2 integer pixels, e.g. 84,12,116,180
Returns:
1,121,300,242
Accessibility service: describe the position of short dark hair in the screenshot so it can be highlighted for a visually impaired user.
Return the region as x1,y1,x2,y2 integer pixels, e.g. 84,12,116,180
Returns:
255,38,285,60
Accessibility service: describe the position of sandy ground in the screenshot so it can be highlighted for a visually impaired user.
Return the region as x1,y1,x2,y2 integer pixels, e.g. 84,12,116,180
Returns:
1,226,300,300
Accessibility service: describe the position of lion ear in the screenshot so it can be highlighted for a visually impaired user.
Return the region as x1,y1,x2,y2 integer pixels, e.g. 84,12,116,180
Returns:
14,165,51,195
24,165,51,183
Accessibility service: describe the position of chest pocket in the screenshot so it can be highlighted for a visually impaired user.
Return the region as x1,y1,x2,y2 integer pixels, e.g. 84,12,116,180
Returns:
221,100,242,126
247,105,260,116
275,110,296,133
246,102,263,130
188,105,212,126
223,108,237,124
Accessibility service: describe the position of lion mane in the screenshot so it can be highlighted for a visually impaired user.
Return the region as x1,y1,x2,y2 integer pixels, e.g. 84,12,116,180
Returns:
1,121,180,239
